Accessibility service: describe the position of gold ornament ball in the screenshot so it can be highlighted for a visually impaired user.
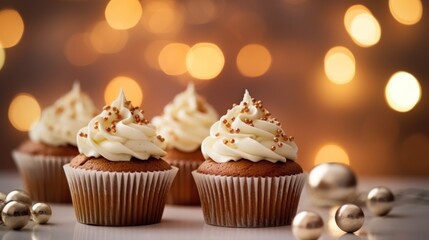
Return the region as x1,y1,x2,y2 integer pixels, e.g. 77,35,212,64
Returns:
5,190,32,206
335,203,364,233
31,202,52,224
307,163,357,207
367,187,395,216
1,200,31,230
292,211,324,240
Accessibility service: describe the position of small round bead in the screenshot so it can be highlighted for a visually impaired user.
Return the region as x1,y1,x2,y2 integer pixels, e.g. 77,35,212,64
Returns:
366,186,395,216
1,200,31,230
292,211,324,240
0,191,6,202
335,204,364,233
31,202,52,224
5,190,32,206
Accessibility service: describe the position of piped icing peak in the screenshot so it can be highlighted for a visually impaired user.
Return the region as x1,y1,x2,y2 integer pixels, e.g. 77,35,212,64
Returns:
29,82,96,147
152,83,218,152
77,90,167,161
201,90,298,163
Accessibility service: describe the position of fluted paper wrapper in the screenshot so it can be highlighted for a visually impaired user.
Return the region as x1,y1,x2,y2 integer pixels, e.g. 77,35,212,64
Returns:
166,159,201,205
63,164,178,226
192,171,306,228
12,151,72,203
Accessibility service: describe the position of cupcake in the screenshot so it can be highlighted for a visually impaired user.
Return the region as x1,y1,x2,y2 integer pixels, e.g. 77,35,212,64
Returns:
63,90,178,226
192,90,306,228
12,82,96,203
152,83,218,205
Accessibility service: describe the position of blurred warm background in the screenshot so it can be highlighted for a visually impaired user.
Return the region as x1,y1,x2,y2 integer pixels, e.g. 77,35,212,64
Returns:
0,0,428,176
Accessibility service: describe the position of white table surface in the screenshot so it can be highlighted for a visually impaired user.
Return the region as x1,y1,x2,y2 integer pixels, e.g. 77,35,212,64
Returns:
1,171,428,240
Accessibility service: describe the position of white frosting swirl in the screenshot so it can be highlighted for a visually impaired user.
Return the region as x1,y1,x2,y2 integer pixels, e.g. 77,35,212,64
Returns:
152,83,218,152
201,90,298,163
77,90,166,161
29,82,96,147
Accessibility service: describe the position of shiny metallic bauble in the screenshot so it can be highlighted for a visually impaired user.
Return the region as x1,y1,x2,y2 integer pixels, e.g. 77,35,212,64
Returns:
5,190,32,206
0,191,6,202
292,211,324,240
31,202,52,224
366,187,395,216
1,200,31,230
307,162,357,207
0,200,5,224
335,204,364,233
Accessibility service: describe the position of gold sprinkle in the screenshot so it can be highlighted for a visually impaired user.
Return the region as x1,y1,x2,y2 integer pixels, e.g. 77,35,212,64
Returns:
55,107,64,115
274,137,279,142
222,119,227,124
157,135,165,142
215,132,220,137
231,117,236,121
106,127,111,132
229,129,234,133
223,139,229,144
271,146,276,151
236,128,240,133
278,142,283,147
103,106,111,111
231,139,235,143
103,116,109,121
289,136,295,141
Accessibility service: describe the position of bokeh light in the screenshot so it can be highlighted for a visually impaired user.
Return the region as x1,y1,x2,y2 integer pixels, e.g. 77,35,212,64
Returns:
324,46,355,84
344,5,381,47
141,0,184,34
8,93,41,132
315,144,350,166
0,9,24,48
158,43,190,76
186,42,224,80
104,76,143,106
105,0,142,30
0,44,5,71
183,0,223,25
236,44,272,78
385,71,421,112
389,0,423,25
90,20,129,54
64,33,98,66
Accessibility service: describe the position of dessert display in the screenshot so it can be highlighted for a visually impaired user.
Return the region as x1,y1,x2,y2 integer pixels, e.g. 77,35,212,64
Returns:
152,83,218,205
63,90,178,226
12,83,96,203
193,90,306,227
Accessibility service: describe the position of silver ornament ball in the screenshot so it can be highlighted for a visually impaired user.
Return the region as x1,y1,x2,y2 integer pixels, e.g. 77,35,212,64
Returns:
31,202,52,224
335,203,364,233
0,191,6,202
366,186,395,216
5,190,32,206
307,162,357,207
0,200,5,224
1,200,31,230
292,211,324,240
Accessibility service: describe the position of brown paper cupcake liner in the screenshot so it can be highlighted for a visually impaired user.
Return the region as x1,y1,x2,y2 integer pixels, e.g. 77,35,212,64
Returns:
12,151,73,203
166,159,201,205
63,164,178,226
192,171,306,228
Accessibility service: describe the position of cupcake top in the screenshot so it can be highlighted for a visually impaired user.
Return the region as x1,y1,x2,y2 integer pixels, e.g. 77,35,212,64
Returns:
201,90,298,163
152,83,218,152
29,82,96,147
77,90,167,161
